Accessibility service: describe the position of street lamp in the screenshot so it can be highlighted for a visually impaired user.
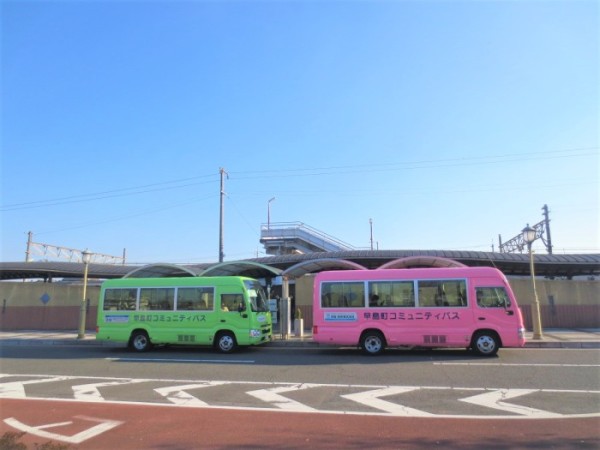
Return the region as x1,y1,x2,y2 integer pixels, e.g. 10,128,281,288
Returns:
77,249,92,339
267,197,276,230
522,225,544,340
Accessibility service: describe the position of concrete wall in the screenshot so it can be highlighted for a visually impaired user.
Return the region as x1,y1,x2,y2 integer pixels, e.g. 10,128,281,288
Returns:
293,275,599,331
509,277,599,329
0,282,100,331
1,276,598,331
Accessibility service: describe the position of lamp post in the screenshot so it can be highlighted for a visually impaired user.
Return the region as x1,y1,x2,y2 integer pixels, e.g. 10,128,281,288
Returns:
522,225,544,340
267,197,276,230
77,249,92,339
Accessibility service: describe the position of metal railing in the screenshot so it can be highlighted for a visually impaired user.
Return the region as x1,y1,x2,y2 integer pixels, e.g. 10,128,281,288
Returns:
260,222,355,253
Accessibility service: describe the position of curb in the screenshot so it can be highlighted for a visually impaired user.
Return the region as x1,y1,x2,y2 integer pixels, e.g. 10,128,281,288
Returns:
524,341,600,349
1,338,598,349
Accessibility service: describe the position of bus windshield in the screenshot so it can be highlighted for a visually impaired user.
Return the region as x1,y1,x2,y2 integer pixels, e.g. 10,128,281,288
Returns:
244,280,269,312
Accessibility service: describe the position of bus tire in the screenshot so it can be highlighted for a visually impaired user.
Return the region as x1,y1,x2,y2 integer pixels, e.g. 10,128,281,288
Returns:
360,331,386,356
129,330,152,352
471,330,500,357
215,331,237,354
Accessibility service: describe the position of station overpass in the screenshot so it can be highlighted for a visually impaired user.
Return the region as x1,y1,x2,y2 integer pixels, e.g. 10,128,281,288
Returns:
259,222,356,255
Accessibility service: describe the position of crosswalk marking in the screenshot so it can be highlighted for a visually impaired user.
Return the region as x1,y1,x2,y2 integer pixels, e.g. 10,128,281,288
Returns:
1,373,598,419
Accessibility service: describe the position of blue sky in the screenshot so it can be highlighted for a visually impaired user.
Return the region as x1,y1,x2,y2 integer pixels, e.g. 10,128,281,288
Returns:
2,0,598,264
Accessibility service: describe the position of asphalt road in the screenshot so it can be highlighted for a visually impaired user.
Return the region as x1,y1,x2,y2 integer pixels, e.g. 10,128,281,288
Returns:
1,344,599,448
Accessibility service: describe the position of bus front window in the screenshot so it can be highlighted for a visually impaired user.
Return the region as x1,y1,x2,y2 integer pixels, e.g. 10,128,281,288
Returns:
244,280,269,312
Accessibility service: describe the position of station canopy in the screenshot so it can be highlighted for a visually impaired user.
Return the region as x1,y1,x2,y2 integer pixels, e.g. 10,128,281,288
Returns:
1,250,598,280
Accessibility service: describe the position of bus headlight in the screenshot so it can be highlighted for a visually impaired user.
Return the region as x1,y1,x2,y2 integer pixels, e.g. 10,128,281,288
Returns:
250,329,261,338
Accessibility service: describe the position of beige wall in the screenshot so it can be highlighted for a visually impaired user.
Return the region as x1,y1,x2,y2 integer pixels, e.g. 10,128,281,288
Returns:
293,275,599,330
0,282,100,331
0,282,100,307
0,276,598,331
509,278,599,306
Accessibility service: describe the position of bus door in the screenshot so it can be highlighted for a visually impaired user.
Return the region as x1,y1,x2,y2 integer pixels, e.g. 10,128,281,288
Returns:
472,279,520,333
219,292,250,341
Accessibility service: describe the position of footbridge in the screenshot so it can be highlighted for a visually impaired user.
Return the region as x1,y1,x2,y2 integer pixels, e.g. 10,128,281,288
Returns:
260,222,356,255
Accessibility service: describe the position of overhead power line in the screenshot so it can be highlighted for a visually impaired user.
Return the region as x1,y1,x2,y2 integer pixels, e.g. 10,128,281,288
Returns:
1,174,219,211
3,146,597,212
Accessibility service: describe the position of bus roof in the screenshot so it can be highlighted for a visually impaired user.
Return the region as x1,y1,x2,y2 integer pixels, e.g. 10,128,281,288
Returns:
314,266,506,281
101,276,255,288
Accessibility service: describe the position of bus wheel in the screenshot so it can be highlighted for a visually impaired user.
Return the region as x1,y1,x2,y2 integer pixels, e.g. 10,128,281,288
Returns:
361,331,385,356
215,331,237,353
471,331,499,357
129,330,152,352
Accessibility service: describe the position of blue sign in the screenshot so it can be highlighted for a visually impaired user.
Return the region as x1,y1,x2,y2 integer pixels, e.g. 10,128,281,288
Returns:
40,293,51,305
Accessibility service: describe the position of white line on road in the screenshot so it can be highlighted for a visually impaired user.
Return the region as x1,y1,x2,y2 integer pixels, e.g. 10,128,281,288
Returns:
434,363,600,367
105,357,255,364
459,389,561,418
246,384,318,412
4,416,123,444
155,381,229,406
72,379,148,401
341,386,431,416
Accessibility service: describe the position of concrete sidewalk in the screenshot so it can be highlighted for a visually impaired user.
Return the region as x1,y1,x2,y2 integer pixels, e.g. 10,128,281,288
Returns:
0,329,599,349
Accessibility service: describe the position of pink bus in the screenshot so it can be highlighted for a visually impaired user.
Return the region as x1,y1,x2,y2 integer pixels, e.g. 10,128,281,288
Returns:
312,267,526,356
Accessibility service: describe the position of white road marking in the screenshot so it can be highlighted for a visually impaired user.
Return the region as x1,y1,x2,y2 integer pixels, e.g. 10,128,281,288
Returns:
459,389,561,418
342,386,432,416
4,416,123,444
0,376,71,398
155,382,229,406
106,357,255,364
434,362,600,367
1,373,599,419
72,379,148,401
246,384,318,412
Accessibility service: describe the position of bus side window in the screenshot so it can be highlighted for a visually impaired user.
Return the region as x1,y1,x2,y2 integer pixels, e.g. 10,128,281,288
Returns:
140,288,174,311
417,280,466,307
177,287,214,311
221,294,243,312
476,287,510,308
104,288,137,311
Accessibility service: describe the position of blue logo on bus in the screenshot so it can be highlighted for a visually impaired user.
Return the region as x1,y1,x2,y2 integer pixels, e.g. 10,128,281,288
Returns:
105,315,130,324
324,312,357,322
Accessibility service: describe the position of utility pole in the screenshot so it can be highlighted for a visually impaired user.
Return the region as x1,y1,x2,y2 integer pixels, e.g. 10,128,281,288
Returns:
25,231,33,262
369,218,374,251
268,197,276,230
542,204,553,255
219,168,228,263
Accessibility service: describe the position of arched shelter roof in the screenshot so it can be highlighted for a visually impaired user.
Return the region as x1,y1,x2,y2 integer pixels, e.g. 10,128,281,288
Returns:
378,256,467,269
123,263,202,278
199,260,282,278
282,258,368,278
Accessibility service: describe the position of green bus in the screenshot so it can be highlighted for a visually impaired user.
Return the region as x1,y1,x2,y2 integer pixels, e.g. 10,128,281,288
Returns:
96,276,272,353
